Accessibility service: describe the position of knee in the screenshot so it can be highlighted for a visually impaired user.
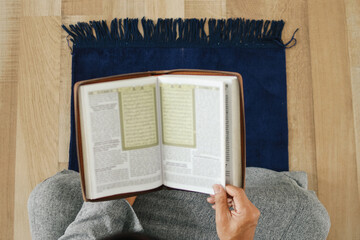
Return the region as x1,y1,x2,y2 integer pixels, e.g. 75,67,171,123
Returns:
303,193,331,238
283,191,331,240
28,170,82,214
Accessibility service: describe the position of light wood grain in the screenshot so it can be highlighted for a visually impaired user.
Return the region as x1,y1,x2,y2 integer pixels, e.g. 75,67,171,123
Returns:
22,0,61,16
0,0,358,239
308,0,360,239
344,0,360,201
124,0,146,18
0,1,20,239
14,16,61,239
102,0,128,17
0,83,17,240
185,0,226,18
145,0,184,19
0,0,20,83
62,0,102,16
58,161,68,171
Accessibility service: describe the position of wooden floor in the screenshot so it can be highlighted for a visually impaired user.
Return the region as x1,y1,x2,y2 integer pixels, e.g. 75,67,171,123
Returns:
1,0,359,239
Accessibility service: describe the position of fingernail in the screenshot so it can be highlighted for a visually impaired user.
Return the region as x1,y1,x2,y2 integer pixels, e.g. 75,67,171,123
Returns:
213,184,221,194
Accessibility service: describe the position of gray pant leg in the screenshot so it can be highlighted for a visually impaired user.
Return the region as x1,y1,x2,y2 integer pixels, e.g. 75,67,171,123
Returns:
245,168,331,240
28,170,84,240
133,190,217,240
133,167,330,240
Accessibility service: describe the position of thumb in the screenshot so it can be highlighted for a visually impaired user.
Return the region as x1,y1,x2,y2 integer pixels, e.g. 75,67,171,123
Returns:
213,184,230,223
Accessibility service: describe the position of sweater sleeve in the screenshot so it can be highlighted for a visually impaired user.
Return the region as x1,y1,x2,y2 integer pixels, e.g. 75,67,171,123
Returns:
59,199,143,240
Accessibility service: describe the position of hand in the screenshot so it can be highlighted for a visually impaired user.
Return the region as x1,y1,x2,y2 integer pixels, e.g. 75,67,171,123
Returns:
207,184,260,240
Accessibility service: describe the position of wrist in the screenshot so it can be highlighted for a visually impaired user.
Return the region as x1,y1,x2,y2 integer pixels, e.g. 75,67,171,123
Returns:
219,226,257,240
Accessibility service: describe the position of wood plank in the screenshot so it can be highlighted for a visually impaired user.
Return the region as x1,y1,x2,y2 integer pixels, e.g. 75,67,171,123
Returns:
226,0,318,191
102,0,127,17
308,0,360,239
14,16,61,240
125,0,146,18
0,1,20,238
58,161,68,171
22,0,61,16
0,0,20,83
62,0,102,16
185,0,226,18
145,0,184,19
344,0,360,201
0,83,17,240
62,0,149,17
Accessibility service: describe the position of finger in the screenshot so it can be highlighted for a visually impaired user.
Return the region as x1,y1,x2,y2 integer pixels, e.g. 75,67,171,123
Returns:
208,194,233,205
208,195,232,202
213,184,231,222
225,185,246,198
225,185,249,210
211,204,233,209
210,201,234,210
208,197,233,206
207,197,215,204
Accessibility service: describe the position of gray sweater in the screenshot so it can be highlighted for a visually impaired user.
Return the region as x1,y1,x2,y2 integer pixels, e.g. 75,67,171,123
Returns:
28,168,330,240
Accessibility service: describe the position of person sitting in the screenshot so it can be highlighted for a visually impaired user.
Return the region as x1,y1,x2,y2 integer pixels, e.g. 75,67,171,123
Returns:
28,167,330,239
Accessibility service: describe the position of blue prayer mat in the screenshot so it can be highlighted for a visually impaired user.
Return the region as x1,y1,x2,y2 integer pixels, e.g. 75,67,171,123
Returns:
63,18,297,172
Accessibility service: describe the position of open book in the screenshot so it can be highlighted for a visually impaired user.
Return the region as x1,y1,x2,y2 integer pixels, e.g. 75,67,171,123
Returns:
74,70,245,201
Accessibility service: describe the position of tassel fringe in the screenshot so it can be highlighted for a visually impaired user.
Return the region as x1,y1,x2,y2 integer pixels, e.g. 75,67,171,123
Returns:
62,18,297,51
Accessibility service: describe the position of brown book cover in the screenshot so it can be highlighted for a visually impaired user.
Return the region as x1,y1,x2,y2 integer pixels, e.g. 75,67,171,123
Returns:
74,69,246,202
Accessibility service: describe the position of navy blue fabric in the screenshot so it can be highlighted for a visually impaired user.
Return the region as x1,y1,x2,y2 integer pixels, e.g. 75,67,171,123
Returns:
68,46,288,172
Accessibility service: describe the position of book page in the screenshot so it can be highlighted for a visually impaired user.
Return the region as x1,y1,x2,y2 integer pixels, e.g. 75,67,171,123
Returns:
161,84,196,147
119,85,159,150
79,77,162,199
159,75,227,194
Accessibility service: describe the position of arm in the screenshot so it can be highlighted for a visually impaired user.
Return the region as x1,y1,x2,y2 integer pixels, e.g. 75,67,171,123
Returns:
58,199,143,240
207,184,260,240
